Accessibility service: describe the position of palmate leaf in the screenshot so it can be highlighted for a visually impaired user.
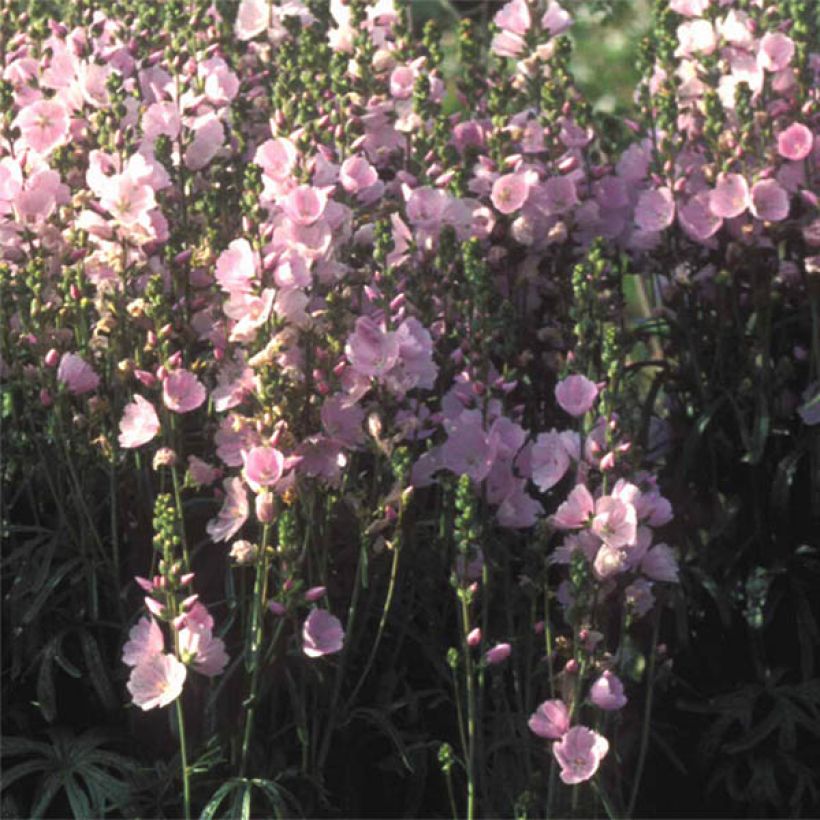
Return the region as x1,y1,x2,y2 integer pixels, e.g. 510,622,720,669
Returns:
0,729,135,818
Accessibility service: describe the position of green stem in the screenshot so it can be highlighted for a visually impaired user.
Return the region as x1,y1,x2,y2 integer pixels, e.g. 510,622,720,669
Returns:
239,524,272,778
171,465,190,570
459,590,477,820
175,698,191,820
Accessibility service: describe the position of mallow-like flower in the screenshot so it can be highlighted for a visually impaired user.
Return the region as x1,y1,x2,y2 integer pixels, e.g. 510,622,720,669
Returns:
555,375,599,417
57,353,100,395
126,653,187,711
553,726,609,784
302,609,345,657
589,671,628,711
528,699,570,739
119,395,160,448
163,369,207,413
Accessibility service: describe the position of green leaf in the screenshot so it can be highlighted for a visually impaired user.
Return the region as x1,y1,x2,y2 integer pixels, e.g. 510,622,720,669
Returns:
36,645,57,723
79,630,117,710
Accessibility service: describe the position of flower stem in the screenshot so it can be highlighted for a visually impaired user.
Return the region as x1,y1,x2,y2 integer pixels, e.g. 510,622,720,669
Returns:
175,697,191,820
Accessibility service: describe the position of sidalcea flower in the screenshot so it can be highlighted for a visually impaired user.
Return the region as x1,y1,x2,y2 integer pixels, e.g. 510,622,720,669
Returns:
302,609,345,658
552,484,594,529
242,445,285,492
592,495,638,549
178,623,229,677
126,653,187,711
553,726,609,785
777,123,814,162
709,173,750,219
119,395,160,448
122,617,164,667
346,317,399,378
13,99,70,156
531,431,571,491
57,353,100,395
555,375,599,417
589,671,628,711
529,699,570,739
640,543,680,582
634,187,675,233
491,172,531,215
750,179,789,222
206,477,249,543
484,642,512,665
163,369,207,413
757,32,794,72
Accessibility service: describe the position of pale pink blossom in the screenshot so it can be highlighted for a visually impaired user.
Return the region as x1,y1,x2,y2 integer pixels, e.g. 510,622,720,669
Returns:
206,477,249,542
531,431,571,492
553,726,609,785
635,187,675,232
14,99,70,155
122,617,164,667
750,179,789,222
163,369,207,414
494,0,531,35
589,671,628,711
777,123,814,162
242,445,285,492
187,456,220,486
303,609,345,657
215,238,258,294
591,495,638,549
57,353,100,395
757,32,795,72
485,642,512,665
184,116,224,171
675,19,717,57
119,395,161,448
709,173,750,219
255,137,299,181
555,375,599,417
640,543,680,582
178,623,229,677
281,184,329,225
541,2,571,35
235,0,267,39
127,653,187,711
528,699,570,739
552,484,594,529
346,317,399,378
491,172,531,215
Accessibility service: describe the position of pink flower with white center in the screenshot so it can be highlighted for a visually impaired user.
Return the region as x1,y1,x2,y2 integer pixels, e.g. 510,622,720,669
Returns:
593,543,628,580
777,123,814,162
235,0,267,39
184,115,224,170
491,172,531,215
555,375,599,417
127,653,187,711
494,0,531,35
553,726,610,785
119,395,161,449
163,369,207,414
589,671,628,711
592,495,638,549
529,699,570,739
640,543,680,582
122,617,164,667
178,623,229,677
199,56,239,105
552,484,594,530
750,179,789,222
485,642,512,665
13,99,70,156
57,352,100,395
98,172,155,228
709,173,750,219
281,184,329,226
757,32,795,72
635,187,675,232
541,2,571,35
13,169,66,224
345,316,400,378
206,477,249,543
302,609,345,658
227,290,275,343
215,238,259,294
531,431,571,492
242,445,285,492
254,137,298,181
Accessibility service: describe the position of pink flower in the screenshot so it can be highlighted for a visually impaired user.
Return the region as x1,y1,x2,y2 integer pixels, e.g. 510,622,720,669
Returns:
178,623,229,677
553,726,609,785
529,699,570,739
57,352,100,395
184,115,224,171
589,671,628,711
281,184,329,226
127,653,187,711
750,179,789,222
675,19,716,57
254,137,298,181
757,32,794,72
640,543,680,582
119,396,160,449
635,187,675,232
491,29,526,58
541,2,571,35
389,65,416,99
592,495,638,549
206,477,249,542
467,627,482,647
538,176,578,216
242,445,285,492
709,173,750,219
552,484,594,529
302,609,345,658
163,369,207,414
345,317,399,378
305,586,327,602
215,238,258,294
555,375,599,417
679,190,723,241
777,123,814,162
494,0,531,35
484,642,512,665
187,455,220,486
14,99,70,155
491,172,531,215
235,0,267,39
531,431,571,492
339,156,380,200
122,617,164,667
